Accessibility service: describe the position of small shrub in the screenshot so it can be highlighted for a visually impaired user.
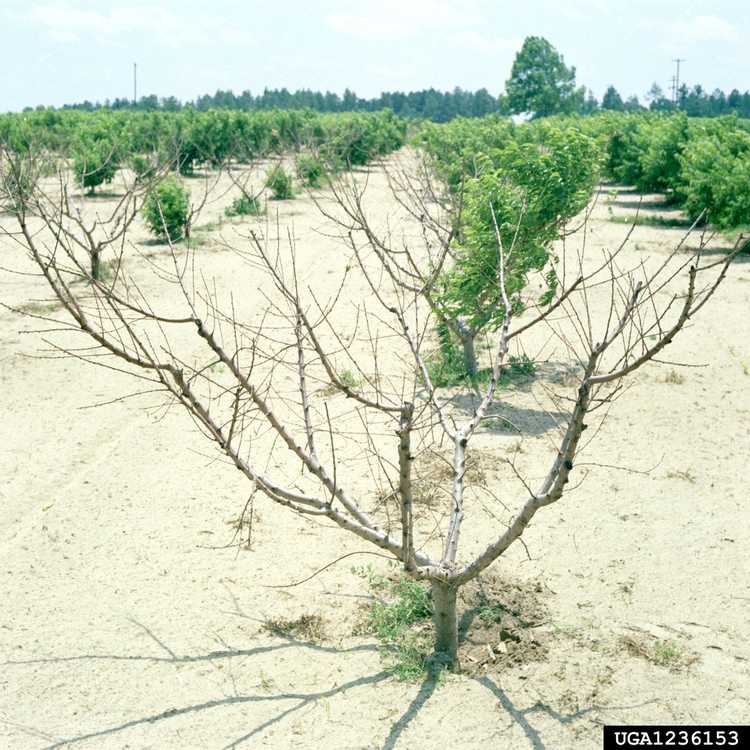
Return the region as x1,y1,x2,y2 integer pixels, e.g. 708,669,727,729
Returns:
296,154,326,187
338,368,360,389
142,176,190,241
225,193,263,217
265,166,294,200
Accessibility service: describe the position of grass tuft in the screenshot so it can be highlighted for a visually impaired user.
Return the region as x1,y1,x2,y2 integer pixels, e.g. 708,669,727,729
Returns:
353,566,434,681
263,613,326,642
621,634,698,671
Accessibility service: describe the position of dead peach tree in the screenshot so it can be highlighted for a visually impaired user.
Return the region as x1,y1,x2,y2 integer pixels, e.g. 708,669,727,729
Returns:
5,148,742,671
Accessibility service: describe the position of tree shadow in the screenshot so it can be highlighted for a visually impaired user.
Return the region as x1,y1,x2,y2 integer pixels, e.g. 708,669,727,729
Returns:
606,197,679,211
597,183,639,194
380,603,483,749
684,244,750,263
450,395,568,437
80,190,124,200
37,670,390,750
381,674,439,750
3,620,386,749
380,604,600,750
6,612,659,749
476,676,598,749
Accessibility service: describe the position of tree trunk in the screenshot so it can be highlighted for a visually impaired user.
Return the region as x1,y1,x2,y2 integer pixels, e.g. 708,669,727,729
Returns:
455,317,477,379
91,249,101,281
431,581,459,669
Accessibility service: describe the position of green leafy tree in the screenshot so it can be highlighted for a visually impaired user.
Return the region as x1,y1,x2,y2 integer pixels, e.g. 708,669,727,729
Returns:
679,126,750,228
142,176,190,241
73,138,119,194
601,86,624,111
637,114,689,195
505,37,583,118
435,127,601,377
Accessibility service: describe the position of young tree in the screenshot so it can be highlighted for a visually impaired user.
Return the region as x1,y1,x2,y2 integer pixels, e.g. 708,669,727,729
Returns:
72,137,119,194
2,146,148,281
505,36,584,118
5,148,742,671
414,124,602,380
142,175,191,241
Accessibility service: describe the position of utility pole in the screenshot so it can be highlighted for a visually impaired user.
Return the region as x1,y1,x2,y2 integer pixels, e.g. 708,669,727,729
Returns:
133,62,137,107
672,58,685,108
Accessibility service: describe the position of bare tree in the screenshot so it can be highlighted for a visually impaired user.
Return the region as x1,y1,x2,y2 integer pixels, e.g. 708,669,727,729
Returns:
3,146,743,670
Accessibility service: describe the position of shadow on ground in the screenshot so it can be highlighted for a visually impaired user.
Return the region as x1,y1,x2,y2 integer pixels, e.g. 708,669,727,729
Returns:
3,611,656,750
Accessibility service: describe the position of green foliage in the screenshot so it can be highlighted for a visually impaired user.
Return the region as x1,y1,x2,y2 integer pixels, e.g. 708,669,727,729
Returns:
505,36,584,118
426,320,468,388
427,325,537,389
417,116,600,381
319,110,407,167
441,128,600,333
295,153,326,187
587,111,750,229
131,153,156,181
265,165,294,200
73,138,119,193
637,114,689,194
338,368,360,388
142,176,190,241
224,193,263,217
601,86,625,112
354,567,433,681
0,109,405,180
679,128,750,228
416,115,516,192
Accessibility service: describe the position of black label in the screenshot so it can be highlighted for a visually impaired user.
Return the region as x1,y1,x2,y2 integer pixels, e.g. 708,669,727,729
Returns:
604,726,750,749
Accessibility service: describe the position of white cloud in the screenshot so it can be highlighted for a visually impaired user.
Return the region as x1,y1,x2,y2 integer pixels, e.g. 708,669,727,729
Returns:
451,31,520,56
325,0,482,40
543,0,609,19
27,4,253,47
670,14,739,44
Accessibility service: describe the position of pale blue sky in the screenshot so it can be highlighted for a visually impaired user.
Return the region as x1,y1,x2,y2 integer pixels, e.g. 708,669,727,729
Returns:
0,0,748,111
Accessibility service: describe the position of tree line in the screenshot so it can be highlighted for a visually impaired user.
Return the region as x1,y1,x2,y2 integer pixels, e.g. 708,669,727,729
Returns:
38,87,502,123
21,38,750,123
28,84,750,122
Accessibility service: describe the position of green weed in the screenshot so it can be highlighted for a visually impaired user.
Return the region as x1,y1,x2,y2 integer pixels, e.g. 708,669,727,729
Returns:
353,566,434,681
225,193,263,217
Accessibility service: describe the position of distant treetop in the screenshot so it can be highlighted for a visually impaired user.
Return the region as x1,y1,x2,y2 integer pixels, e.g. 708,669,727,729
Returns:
18,35,750,122
504,36,584,118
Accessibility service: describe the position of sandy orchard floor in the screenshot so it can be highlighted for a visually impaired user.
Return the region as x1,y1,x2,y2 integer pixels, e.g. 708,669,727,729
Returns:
1,156,749,749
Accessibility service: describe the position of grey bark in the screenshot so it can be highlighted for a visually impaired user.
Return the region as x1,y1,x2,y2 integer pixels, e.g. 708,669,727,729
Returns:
455,316,477,378
431,581,459,667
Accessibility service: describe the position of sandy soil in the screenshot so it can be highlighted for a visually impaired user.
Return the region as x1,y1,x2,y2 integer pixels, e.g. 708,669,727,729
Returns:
1,157,749,749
